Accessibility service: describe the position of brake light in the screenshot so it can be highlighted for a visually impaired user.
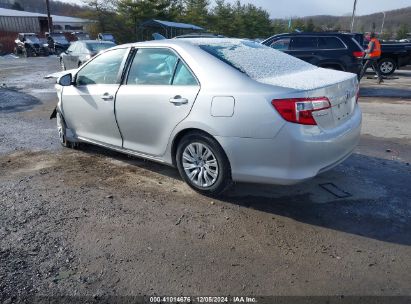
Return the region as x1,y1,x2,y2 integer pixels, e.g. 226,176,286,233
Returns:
272,97,331,125
353,51,365,59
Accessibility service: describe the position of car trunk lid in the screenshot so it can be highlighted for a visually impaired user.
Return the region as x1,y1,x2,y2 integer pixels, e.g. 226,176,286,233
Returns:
263,68,358,129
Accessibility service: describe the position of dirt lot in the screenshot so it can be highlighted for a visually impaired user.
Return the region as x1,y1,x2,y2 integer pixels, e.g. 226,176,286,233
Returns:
0,56,410,302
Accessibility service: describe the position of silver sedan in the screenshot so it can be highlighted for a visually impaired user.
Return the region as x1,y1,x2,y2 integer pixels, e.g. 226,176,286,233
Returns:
51,38,361,195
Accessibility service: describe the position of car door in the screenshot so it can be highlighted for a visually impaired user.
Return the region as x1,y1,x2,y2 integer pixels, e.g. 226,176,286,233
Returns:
288,36,319,64
115,48,200,156
61,47,129,146
317,36,348,68
63,42,78,69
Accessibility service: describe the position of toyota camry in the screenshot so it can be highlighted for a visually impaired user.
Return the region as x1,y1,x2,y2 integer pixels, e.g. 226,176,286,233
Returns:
49,38,361,195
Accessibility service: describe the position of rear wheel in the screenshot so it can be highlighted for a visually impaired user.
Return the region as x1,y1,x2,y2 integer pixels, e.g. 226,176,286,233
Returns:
176,132,232,196
378,58,396,76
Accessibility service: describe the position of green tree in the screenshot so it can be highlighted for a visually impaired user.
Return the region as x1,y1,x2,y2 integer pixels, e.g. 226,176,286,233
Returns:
396,23,409,40
291,18,305,32
182,0,210,28
116,0,172,35
210,0,234,36
271,20,287,35
305,18,315,32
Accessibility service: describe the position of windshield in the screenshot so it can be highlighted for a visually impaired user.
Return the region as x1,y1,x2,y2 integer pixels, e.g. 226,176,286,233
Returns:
193,38,316,80
52,35,68,43
86,42,116,53
25,35,40,44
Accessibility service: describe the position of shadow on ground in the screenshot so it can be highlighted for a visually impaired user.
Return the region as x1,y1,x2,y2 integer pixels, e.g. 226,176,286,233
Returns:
0,88,41,113
78,143,411,246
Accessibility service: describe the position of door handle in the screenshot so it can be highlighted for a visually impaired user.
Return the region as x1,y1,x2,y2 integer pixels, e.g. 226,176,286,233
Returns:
169,96,188,105
101,93,114,101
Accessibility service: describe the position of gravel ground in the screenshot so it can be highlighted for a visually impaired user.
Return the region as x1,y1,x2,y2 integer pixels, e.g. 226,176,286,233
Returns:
0,57,410,302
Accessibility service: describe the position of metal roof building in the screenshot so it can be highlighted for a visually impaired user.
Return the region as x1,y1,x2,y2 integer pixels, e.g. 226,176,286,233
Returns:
0,8,93,54
0,8,93,32
138,19,204,41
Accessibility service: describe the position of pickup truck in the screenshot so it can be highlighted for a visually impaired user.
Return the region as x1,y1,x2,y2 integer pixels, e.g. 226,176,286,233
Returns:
353,33,411,76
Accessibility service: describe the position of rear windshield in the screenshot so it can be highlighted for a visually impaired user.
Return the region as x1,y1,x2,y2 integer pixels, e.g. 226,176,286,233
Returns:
193,39,315,80
86,42,116,52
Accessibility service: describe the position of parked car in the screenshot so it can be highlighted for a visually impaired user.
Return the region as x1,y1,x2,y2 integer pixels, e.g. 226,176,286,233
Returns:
59,40,116,70
49,39,361,195
97,33,116,44
262,32,365,75
46,32,70,55
355,34,411,76
14,33,49,57
71,32,90,41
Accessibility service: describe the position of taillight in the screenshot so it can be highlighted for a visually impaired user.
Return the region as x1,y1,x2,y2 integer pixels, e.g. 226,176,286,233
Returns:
353,51,365,59
272,97,331,125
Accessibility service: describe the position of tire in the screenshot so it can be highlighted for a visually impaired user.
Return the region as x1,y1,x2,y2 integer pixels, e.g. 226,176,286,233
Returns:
57,112,78,149
176,132,232,196
378,58,396,76
60,59,66,71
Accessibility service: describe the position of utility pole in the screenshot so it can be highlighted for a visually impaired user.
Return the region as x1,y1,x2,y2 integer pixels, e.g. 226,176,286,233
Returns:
350,0,358,33
45,0,52,33
381,11,386,35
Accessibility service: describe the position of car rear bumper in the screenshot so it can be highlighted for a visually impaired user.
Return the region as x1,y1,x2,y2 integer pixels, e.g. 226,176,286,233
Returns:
216,105,362,185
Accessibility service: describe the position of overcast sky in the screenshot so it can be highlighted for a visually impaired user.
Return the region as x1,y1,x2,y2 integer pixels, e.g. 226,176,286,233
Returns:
59,0,411,18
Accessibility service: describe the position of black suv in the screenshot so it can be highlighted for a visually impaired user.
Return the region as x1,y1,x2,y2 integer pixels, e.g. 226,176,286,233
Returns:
262,32,365,75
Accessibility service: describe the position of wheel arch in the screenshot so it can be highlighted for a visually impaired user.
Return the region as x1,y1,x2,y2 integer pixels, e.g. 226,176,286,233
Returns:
170,128,231,172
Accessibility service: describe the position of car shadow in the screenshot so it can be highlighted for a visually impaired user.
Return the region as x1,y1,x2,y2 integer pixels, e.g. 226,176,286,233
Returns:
360,87,411,98
0,88,41,113
79,144,411,246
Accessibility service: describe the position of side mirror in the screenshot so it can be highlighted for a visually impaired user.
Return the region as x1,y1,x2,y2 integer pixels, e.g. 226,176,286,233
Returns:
58,73,72,86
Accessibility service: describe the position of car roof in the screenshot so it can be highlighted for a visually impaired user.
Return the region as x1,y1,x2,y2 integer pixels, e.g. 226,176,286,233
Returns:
270,32,355,37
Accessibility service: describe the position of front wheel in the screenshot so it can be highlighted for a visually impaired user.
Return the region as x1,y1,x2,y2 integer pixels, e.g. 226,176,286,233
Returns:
57,112,78,149
378,58,396,76
176,132,232,196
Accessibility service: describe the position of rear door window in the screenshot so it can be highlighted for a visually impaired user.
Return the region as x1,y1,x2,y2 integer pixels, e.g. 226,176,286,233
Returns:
318,37,346,49
172,60,198,86
290,37,318,50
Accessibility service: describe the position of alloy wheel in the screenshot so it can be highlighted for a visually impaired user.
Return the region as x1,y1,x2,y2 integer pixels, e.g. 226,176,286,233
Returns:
380,61,394,74
182,142,219,188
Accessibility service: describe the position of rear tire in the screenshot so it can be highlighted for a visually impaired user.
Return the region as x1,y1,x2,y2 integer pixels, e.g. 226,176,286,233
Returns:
176,132,232,196
378,58,396,76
